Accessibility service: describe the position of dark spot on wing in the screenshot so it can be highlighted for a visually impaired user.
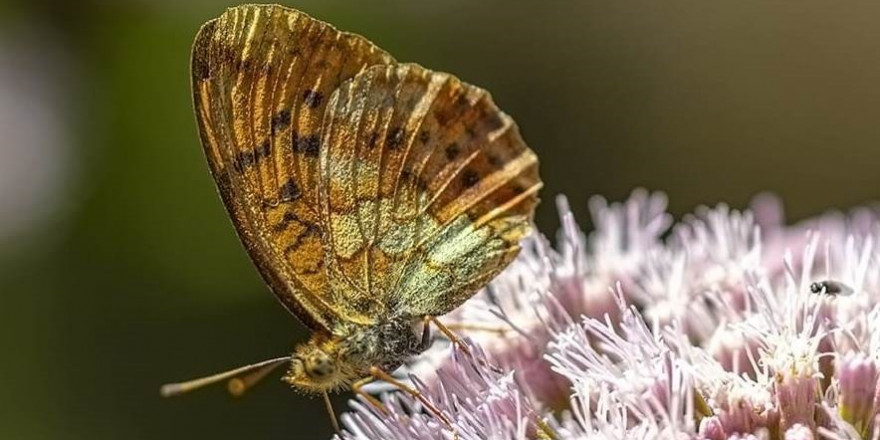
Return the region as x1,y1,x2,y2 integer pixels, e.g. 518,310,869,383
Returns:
487,154,503,167
232,159,244,174
243,149,256,166
193,60,211,81
302,89,324,109
416,177,429,191
232,141,273,173
280,178,301,202
298,257,324,275
284,224,320,255
256,140,271,159
273,210,305,233
293,132,321,157
484,112,505,131
367,131,379,150
386,127,405,150
235,150,255,171
418,130,430,144
462,169,480,188
444,143,460,160
434,109,453,126
271,109,291,131
400,169,413,183
216,169,232,190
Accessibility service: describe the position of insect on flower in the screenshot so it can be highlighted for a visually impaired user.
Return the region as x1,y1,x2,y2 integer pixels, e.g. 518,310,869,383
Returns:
160,3,541,432
810,280,855,296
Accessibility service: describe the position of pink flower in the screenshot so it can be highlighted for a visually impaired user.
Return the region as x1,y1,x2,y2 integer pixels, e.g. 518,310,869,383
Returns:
836,353,880,438
339,340,544,440
336,190,880,440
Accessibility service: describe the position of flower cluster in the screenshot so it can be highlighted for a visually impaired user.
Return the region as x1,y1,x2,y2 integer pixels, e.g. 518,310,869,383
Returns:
338,190,880,440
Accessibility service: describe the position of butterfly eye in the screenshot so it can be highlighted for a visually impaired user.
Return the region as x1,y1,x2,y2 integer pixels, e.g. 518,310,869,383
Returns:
306,353,336,379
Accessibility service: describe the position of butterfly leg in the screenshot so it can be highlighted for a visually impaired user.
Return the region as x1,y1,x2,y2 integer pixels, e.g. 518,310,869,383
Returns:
441,322,509,335
321,391,341,433
417,317,433,352
426,316,503,374
351,376,387,413
368,366,455,433
426,316,474,358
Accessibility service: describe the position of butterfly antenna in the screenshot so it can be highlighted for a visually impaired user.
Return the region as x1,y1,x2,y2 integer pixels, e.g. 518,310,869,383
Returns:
322,391,341,433
160,356,290,397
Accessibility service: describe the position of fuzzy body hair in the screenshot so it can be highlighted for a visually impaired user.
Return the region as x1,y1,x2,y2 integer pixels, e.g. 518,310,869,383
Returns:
283,316,425,394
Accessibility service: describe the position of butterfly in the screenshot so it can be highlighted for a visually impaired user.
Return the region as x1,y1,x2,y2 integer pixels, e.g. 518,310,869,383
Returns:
162,3,541,429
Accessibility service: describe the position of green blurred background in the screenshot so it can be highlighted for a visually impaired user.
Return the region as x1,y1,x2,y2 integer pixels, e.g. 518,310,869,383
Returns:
2,1,879,438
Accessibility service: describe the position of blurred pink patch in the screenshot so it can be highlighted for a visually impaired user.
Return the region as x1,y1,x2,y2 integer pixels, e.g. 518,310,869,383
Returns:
0,23,76,245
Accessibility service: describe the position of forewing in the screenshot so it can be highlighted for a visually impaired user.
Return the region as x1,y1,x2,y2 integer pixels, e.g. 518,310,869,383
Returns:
191,5,395,330
318,64,541,319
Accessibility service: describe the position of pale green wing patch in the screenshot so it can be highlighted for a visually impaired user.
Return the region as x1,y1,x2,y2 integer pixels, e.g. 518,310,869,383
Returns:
317,63,540,321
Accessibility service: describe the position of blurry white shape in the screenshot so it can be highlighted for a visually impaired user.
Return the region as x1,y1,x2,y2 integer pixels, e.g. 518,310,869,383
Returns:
0,23,75,245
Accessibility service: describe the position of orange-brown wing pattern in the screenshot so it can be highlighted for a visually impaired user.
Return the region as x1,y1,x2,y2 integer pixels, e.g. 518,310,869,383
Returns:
191,5,394,330
318,64,541,319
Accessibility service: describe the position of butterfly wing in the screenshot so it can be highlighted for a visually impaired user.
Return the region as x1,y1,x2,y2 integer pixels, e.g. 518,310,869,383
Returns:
191,5,395,330
318,63,541,318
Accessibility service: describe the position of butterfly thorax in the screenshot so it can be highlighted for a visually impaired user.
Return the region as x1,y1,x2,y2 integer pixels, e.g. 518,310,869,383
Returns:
282,317,424,394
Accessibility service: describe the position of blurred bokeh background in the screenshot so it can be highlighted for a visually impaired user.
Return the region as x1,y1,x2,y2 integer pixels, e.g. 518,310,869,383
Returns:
2,0,879,438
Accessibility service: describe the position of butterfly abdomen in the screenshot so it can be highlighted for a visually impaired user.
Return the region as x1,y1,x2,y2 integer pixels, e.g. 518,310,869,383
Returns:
335,317,425,372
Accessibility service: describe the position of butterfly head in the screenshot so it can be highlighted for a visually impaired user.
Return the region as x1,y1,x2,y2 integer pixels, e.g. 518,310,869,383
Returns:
284,336,356,394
